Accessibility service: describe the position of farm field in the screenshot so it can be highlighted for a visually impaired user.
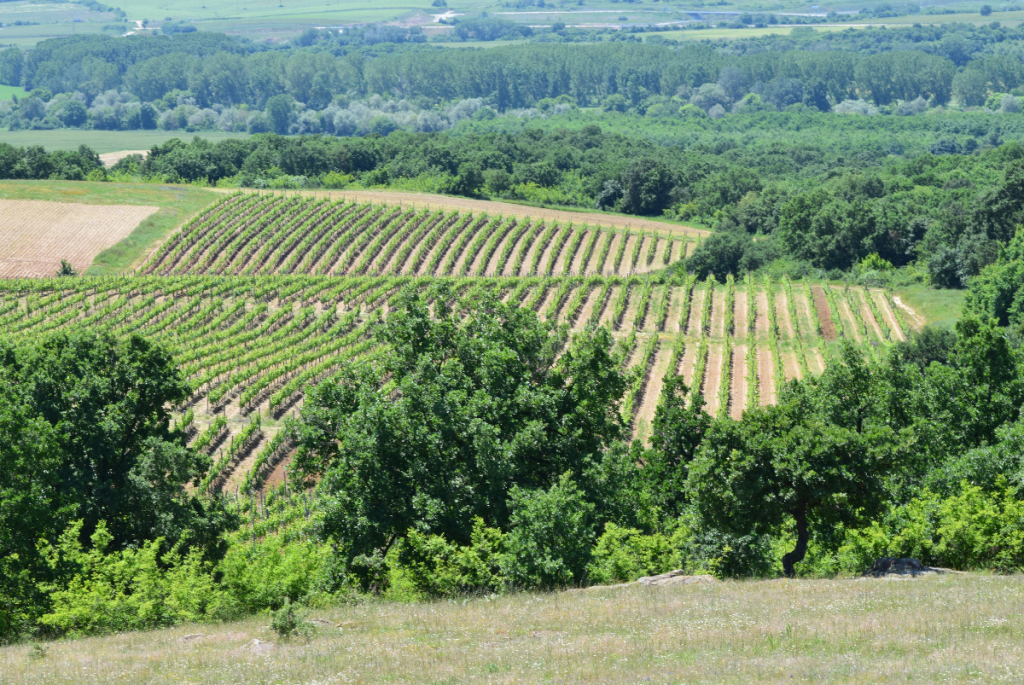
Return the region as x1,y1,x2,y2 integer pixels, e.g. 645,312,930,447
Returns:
0,181,221,275
215,189,707,239
1,574,1018,684
0,199,158,277
151,193,701,279
0,211,911,499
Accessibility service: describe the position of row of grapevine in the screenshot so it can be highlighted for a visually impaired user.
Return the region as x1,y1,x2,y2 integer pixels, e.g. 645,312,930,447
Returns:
142,196,687,279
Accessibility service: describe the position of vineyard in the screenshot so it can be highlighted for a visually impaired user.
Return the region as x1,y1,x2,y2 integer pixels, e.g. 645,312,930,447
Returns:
0,268,912,496
141,193,696,278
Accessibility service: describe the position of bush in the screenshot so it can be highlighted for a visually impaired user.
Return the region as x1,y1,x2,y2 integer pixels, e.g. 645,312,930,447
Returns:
587,523,680,584
37,521,236,636
838,479,1024,573
400,517,506,596
500,473,596,589
218,536,329,612
270,598,311,640
322,171,354,189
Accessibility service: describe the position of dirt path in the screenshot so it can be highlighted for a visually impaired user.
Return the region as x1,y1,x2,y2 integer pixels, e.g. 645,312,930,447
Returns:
835,295,863,343
710,288,725,339
668,240,683,265
637,235,656,271
568,230,593,276
570,286,601,330
730,345,747,420
618,234,639,276
536,287,560,321
807,347,826,374
782,349,803,382
519,222,551,276
793,288,817,343
892,294,925,332
633,343,674,442
754,290,770,339
686,288,705,336
618,287,641,331
704,344,724,417
810,286,837,341
734,290,748,341
758,346,776,405
680,344,698,389
598,287,620,327
854,288,886,342
665,286,684,334
220,188,708,238
872,289,906,342
776,291,796,341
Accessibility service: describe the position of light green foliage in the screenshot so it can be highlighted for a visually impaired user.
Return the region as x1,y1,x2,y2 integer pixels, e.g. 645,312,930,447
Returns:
501,473,596,590
37,521,235,636
217,536,329,613
838,480,1024,573
587,523,681,584
401,518,506,597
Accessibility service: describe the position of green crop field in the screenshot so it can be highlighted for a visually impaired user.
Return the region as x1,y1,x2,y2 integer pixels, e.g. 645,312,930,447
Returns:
0,191,916,499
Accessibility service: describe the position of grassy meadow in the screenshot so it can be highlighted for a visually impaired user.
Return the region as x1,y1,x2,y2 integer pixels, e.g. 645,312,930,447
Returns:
0,575,1020,684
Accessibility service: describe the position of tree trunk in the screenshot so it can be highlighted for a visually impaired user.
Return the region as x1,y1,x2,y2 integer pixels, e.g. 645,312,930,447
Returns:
782,502,808,578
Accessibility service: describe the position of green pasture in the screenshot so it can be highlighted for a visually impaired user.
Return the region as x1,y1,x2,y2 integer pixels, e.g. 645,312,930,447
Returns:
0,85,28,99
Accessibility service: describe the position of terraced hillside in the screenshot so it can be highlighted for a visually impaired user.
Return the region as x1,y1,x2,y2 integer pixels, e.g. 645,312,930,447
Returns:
0,271,911,495
141,194,693,278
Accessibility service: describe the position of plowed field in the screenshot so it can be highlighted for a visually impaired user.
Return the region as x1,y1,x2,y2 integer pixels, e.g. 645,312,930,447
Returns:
0,199,158,277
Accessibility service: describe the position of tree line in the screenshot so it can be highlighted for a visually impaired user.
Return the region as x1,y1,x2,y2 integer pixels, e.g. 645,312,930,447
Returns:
4,24,1024,133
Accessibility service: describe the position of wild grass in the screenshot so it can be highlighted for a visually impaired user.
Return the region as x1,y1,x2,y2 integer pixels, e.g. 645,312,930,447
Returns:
2,575,1021,684
892,284,965,330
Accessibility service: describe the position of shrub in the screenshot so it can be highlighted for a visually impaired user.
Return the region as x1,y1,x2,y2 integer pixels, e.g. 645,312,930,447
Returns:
500,473,596,589
37,521,236,636
837,479,1024,573
400,517,506,596
322,171,353,189
270,598,311,640
587,523,679,584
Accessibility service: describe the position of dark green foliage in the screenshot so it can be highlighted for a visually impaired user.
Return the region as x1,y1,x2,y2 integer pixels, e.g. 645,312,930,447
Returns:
500,473,596,589
0,330,233,643
687,344,897,577
292,285,625,585
56,260,77,277
891,326,957,370
641,377,711,519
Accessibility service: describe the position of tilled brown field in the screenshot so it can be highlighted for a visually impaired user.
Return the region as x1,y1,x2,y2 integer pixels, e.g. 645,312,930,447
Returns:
0,199,158,277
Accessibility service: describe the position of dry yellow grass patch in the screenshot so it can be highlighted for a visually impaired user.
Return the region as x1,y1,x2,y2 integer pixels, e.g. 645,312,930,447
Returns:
0,199,158,277
3,575,1022,684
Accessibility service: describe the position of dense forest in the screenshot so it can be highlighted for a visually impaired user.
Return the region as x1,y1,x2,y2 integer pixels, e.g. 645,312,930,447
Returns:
4,24,1024,133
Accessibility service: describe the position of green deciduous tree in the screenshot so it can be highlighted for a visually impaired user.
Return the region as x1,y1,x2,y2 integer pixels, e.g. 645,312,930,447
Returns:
292,286,626,584
687,344,895,577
